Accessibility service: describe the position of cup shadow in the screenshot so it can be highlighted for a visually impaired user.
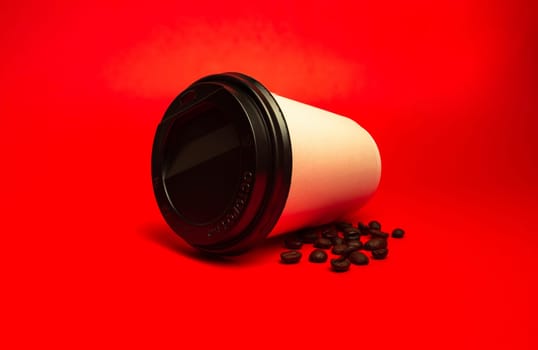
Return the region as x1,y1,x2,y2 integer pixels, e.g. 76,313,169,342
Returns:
138,221,286,266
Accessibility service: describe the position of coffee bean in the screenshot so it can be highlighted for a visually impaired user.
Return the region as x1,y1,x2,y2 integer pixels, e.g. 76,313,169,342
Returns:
331,237,344,246
336,221,353,231
368,220,382,231
297,229,318,243
358,228,370,236
284,238,303,250
309,249,328,263
344,232,360,241
331,244,347,255
358,222,369,232
349,251,369,265
331,257,351,272
314,237,332,249
369,229,389,239
371,248,389,259
343,227,361,239
364,237,387,251
343,245,360,256
280,251,302,264
343,226,361,234
392,228,405,238
346,240,363,250
321,227,338,239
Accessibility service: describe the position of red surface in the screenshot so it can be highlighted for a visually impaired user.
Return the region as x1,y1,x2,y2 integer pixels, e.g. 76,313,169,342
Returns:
2,1,537,348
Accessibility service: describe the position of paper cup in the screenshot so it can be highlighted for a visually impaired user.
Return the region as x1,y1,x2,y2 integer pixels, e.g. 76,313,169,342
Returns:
151,73,381,254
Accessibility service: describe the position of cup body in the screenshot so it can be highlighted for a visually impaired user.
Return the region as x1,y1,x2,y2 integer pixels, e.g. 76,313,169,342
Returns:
269,94,381,236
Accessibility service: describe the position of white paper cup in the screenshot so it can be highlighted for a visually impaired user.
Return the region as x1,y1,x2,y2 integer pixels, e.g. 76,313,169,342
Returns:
151,73,381,254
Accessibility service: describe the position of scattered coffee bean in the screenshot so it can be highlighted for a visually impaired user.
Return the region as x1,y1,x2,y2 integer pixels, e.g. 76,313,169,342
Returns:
314,237,332,249
284,238,303,250
336,221,353,231
343,245,360,256
321,227,338,239
349,251,369,265
280,250,302,264
368,220,381,230
331,237,344,246
343,226,360,237
358,228,370,236
309,249,328,263
371,248,388,259
331,244,347,255
331,257,351,272
392,228,405,238
364,237,388,251
297,229,318,243
346,240,363,250
369,229,389,239
344,232,360,241
343,226,361,234
279,220,404,270
358,222,369,232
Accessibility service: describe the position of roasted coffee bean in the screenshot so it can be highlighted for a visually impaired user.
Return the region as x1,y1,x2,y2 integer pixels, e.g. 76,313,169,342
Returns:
309,249,328,263
280,251,302,264
369,229,389,239
331,244,347,255
343,245,360,256
344,229,361,239
284,238,303,250
364,237,388,251
335,221,353,231
358,228,370,236
314,237,332,249
297,229,319,243
321,227,338,239
392,228,405,238
343,226,361,234
331,257,351,272
344,232,360,241
368,220,382,231
346,240,363,250
331,237,344,246
358,222,369,232
371,248,389,259
349,251,369,265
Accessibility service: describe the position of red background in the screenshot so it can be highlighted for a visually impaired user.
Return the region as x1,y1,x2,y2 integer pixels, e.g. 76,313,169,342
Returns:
2,0,537,348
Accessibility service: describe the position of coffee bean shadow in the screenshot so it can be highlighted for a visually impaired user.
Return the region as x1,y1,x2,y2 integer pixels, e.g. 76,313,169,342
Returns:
139,222,286,266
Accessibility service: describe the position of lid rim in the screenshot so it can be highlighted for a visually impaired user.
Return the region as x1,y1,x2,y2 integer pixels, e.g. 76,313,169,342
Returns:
151,72,293,255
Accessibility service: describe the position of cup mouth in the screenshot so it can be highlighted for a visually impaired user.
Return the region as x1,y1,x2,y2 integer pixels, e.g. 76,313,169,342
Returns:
151,73,293,255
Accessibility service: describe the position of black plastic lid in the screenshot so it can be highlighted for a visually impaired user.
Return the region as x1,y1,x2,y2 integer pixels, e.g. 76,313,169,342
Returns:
151,73,293,255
